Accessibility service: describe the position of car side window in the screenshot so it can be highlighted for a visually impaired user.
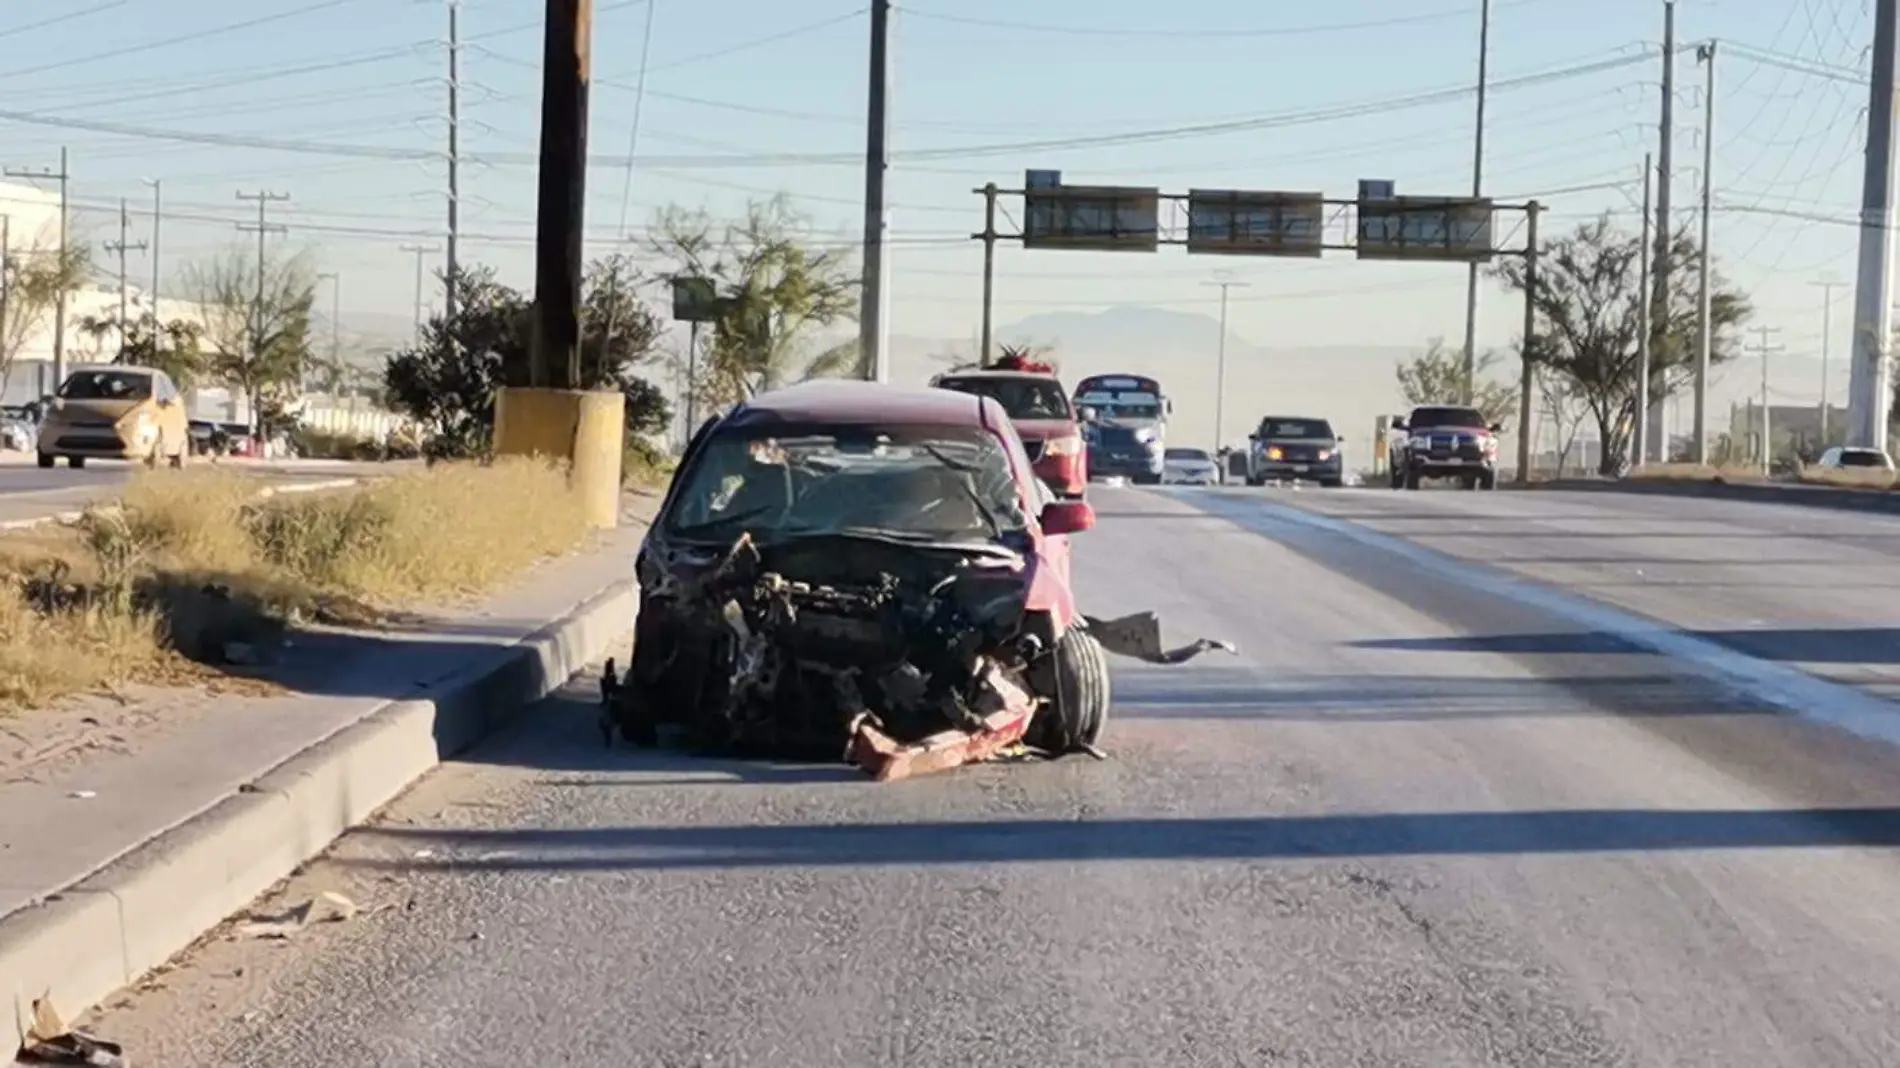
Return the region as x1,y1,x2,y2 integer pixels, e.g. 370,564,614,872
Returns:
1820,447,1841,466
155,375,176,403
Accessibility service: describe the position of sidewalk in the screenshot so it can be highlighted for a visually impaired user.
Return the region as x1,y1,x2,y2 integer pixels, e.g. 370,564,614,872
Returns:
0,500,648,1017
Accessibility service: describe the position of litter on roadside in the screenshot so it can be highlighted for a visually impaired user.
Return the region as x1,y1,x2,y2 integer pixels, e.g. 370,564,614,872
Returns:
13,995,125,1067
236,891,364,940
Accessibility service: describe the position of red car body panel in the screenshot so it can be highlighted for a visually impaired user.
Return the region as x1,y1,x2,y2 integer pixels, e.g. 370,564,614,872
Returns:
929,371,1089,498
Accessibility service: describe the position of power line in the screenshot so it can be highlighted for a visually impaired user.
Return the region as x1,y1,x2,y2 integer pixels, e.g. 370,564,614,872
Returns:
0,0,375,84
0,48,1657,170
0,1,128,42
5,148,71,383
632,9,865,76
898,0,1558,39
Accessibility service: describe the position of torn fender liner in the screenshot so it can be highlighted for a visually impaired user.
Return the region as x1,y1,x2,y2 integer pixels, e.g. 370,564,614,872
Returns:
1084,611,1237,665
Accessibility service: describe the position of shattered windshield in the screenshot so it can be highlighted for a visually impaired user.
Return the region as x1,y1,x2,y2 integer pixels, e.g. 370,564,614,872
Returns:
666,424,1030,544
58,370,153,401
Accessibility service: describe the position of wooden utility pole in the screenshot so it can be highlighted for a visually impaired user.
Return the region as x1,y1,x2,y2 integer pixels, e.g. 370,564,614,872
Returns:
525,0,592,390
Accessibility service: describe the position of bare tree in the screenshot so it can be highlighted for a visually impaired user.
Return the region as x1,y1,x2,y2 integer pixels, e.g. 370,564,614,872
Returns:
0,229,90,396
1395,337,1516,423
182,244,318,425
1537,370,1587,476
1491,214,1750,473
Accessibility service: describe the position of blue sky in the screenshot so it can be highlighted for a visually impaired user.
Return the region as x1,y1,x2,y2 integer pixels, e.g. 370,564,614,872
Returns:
0,0,1875,404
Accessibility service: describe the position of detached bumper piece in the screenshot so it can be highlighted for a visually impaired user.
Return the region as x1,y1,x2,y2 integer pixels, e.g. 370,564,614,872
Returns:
846,664,1036,782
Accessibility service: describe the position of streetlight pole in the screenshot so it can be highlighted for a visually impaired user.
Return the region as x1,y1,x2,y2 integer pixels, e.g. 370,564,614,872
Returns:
1203,279,1248,452
1813,277,1844,443
1459,0,1492,403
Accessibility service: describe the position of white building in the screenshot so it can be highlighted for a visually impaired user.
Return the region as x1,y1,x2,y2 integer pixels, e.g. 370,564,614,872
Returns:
2,180,219,409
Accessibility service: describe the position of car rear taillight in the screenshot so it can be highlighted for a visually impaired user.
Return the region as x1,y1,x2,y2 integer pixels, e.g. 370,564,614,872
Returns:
1043,434,1083,457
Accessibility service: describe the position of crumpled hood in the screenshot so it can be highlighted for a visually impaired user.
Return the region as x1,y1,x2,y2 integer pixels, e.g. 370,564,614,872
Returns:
48,398,140,425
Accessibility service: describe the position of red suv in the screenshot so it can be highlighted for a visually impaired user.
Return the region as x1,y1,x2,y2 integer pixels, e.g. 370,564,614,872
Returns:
930,368,1087,498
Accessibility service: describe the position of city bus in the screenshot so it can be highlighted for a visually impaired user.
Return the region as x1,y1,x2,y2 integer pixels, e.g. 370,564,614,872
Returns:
1072,373,1172,484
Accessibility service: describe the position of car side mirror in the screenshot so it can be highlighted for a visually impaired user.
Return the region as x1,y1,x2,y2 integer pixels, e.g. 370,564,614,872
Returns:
1076,405,1096,421
1489,422,1504,433
1040,499,1096,536
1390,419,1406,431
1336,434,1346,443
1247,432,1259,441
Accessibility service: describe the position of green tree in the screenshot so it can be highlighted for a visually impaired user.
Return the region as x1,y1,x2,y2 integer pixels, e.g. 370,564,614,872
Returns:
1490,214,1751,473
0,237,90,396
182,245,318,425
649,196,859,411
76,312,208,388
380,257,669,460
1395,337,1516,423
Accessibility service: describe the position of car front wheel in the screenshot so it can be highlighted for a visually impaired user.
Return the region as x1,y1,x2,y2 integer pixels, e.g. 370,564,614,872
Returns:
1030,623,1111,753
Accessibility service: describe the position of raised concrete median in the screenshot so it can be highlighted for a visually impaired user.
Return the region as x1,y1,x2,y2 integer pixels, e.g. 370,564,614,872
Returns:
0,464,649,1024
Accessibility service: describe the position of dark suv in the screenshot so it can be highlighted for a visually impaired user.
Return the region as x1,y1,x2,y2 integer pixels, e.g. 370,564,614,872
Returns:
1245,415,1344,487
1389,405,1501,490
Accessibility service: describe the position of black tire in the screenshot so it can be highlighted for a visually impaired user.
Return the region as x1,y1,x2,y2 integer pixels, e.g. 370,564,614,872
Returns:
1478,469,1497,490
36,452,53,469
1403,468,1421,490
1134,472,1161,486
1245,473,1265,487
1320,478,1342,488
67,456,85,469
1032,624,1111,752
1461,475,1478,490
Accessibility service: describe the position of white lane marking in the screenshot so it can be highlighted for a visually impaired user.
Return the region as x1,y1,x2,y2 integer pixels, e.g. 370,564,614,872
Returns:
1211,497,1900,749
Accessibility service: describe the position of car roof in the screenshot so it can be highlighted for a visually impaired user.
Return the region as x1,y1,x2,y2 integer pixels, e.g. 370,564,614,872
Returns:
935,369,1060,381
68,363,157,376
1258,414,1332,421
724,380,1000,431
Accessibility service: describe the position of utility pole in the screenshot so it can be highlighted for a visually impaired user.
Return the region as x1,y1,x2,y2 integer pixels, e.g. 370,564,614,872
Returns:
1460,0,1492,404
0,216,11,364
141,178,162,361
1848,0,1899,450
1747,325,1784,474
400,243,439,338
1813,277,1844,443
445,0,461,331
857,0,892,382
6,147,71,387
103,198,147,359
316,271,341,392
236,190,289,431
526,0,590,390
1634,152,1654,467
1692,40,1717,463
975,182,998,366
1515,202,1542,483
1204,279,1248,452
1652,0,1677,459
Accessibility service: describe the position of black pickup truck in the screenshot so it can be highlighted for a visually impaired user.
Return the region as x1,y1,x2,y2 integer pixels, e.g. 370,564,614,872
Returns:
1389,405,1501,490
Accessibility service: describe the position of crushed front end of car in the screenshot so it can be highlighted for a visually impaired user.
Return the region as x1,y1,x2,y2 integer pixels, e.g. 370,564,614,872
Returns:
602,528,1063,780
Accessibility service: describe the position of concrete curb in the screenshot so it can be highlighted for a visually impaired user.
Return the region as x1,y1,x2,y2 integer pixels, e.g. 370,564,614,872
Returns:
0,477,361,533
0,574,637,1026
1510,476,1900,517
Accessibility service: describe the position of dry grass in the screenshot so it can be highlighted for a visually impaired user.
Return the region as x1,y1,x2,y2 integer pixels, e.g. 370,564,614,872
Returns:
1626,460,1900,492
0,456,596,714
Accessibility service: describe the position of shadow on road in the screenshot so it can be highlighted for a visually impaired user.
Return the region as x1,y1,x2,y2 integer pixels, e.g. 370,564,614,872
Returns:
1355,629,1900,666
337,806,1900,875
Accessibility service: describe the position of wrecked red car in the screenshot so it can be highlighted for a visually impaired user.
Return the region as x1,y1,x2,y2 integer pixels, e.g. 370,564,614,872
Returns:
601,381,1230,781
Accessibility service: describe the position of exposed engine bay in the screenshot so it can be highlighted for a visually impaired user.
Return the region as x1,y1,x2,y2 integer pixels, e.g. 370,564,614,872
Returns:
600,531,1234,781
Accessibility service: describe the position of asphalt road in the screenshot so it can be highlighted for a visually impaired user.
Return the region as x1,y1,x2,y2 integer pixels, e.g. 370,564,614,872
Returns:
0,459,405,526
79,484,1900,1067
